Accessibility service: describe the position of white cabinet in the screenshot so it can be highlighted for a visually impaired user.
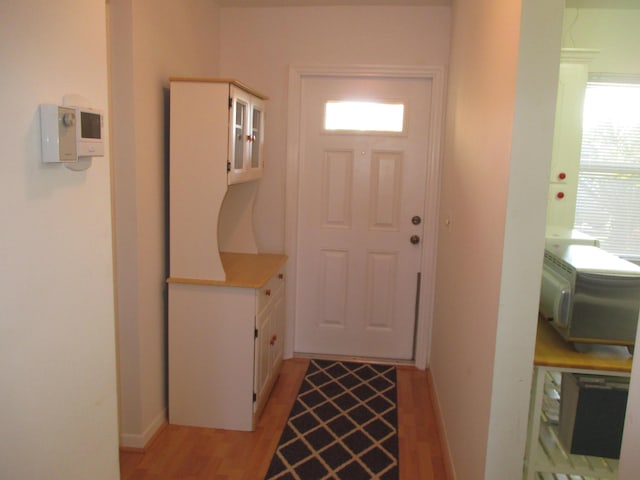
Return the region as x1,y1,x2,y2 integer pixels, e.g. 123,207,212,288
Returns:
169,78,268,282
168,78,285,431
168,256,286,431
547,49,598,229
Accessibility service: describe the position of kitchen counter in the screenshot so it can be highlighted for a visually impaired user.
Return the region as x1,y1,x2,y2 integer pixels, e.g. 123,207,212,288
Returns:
534,316,632,373
167,252,288,288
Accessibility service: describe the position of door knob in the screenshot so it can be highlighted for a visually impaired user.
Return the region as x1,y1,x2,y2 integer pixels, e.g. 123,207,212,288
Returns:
410,235,420,245
411,215,422,225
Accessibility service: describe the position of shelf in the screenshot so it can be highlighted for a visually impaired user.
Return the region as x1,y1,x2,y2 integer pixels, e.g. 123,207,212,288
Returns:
534,422,618,479
531,371,619,480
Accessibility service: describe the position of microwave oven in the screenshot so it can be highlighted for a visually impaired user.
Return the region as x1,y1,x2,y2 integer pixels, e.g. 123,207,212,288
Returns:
539,245,640,348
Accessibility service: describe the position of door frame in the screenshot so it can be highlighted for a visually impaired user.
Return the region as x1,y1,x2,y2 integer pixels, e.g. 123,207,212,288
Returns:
285,65,446,369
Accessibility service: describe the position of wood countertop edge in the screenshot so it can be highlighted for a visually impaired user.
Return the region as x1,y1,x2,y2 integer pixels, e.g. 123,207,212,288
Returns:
167,253,287,289
534,317,633,373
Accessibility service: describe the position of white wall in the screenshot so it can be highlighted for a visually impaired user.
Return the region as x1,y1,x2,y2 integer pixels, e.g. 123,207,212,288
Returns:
562,6,640,75
430,0,563,477
0,1,119,479
485,0,564,477
219,5,451,253
109,0,220,448
430,0,515,474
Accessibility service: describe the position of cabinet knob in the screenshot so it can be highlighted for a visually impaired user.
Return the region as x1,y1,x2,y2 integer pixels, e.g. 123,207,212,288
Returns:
265,289,271,296
556,191,565,199
278,273,284,280
270,334,277,346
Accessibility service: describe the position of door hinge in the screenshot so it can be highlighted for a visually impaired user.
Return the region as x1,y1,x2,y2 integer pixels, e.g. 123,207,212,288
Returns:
254,327,258,339
253,392,257,402
229,97,233,109
227,161,231,173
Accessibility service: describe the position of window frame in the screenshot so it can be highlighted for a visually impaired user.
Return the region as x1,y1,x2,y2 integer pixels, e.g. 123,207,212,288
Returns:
573,75,640,260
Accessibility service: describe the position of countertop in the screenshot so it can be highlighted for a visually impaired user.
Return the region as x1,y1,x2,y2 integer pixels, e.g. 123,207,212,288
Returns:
167,252,287,288
535,316,633,373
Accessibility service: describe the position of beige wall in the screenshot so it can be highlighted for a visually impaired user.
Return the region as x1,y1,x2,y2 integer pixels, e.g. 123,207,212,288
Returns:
431,0,518,475
219,5,451,253
431,0,563,477
0,0,119,478
109,0,220,447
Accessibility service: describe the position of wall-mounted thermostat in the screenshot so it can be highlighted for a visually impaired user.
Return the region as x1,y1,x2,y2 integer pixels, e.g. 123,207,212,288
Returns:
39,102,104,164
40,104,78,163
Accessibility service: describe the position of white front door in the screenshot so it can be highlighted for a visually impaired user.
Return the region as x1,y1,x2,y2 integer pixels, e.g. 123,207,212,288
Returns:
294,76,433,360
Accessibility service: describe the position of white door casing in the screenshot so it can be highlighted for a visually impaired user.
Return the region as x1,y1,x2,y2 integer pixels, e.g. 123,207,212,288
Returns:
285,65,446,368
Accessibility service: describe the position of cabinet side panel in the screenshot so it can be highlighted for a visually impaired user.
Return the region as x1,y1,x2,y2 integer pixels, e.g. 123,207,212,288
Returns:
218,181,259,254
169,81,229,280
168,283,255,430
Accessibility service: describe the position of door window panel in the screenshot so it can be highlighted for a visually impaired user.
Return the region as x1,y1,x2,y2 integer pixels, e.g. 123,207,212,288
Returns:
324,101,405,134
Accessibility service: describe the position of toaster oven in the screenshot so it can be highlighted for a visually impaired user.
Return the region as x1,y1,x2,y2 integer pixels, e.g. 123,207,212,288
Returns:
539,245,640,348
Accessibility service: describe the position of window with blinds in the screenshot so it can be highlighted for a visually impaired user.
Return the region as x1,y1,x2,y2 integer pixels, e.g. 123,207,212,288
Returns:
574,80,640,260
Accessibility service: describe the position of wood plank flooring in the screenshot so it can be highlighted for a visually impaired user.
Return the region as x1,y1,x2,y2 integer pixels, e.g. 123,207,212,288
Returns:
120,358,447,479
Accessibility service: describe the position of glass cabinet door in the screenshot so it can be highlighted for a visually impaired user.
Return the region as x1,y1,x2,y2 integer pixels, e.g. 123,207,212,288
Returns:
228,85,265,185
233,100,247,171
250,107,262,169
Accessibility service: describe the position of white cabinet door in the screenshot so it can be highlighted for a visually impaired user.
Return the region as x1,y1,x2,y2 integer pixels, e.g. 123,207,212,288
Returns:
168,283,255,431
254,299,273,411
228,85,264,185
270,285,285,374
254,268,286,415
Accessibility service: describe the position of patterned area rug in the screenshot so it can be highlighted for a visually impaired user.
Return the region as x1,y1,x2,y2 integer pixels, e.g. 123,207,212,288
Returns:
265,359,398,480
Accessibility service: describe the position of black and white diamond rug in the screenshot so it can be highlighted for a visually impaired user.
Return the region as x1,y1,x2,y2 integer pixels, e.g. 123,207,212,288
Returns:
265,359,398,480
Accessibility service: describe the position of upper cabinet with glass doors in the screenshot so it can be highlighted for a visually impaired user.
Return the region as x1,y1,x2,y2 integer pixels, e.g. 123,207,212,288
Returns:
168,78,268,281
229,84,266,184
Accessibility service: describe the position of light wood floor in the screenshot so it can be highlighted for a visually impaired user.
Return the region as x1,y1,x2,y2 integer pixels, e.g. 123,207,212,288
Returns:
120,358,447,479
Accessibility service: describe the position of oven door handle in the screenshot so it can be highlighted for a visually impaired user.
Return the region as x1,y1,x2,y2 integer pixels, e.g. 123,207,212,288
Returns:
540,266,572,327
556,287,571,328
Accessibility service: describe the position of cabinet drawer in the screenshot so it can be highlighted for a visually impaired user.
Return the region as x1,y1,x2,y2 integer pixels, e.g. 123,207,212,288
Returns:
256,268,285,315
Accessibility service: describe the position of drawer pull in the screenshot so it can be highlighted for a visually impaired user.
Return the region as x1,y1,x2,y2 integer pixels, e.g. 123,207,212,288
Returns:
265,289,271,296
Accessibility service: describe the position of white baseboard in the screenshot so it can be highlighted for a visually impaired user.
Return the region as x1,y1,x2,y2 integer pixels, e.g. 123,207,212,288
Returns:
119,408,166,450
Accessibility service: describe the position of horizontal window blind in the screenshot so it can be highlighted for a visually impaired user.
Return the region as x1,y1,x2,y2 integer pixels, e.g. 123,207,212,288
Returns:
574,81,640,259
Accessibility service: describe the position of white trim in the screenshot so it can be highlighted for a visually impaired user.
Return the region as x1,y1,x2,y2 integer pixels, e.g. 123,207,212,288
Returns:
560,48,599,64
119,408,166,449
284,64,446,370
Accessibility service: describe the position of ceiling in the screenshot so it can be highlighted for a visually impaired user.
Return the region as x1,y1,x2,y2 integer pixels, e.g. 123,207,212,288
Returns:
217,0,450,6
